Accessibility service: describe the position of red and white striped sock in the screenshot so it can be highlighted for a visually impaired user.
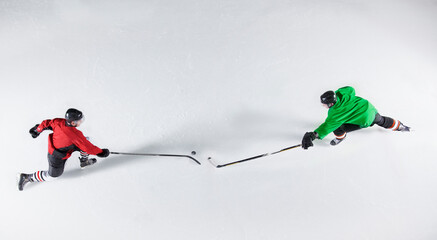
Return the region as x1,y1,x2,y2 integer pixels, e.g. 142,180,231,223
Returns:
30,171,54,182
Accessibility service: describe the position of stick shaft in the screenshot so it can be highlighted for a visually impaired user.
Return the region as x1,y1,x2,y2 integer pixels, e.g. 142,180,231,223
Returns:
110,152,201,165
216,144,301,168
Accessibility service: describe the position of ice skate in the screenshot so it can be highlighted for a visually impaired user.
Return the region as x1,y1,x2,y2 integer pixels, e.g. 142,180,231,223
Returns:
330,131,347,146
397,122,410,132
330,137,345,146
18,173,33,191
79,151,97,168
80,157,97,168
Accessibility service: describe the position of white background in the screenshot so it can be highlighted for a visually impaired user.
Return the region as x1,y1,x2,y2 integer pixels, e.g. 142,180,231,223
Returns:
1,0,437,239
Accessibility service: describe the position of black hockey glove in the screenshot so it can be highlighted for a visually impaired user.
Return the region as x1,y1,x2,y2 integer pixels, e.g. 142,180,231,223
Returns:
302,132,317,150
29,124,40,138
97,148,110,158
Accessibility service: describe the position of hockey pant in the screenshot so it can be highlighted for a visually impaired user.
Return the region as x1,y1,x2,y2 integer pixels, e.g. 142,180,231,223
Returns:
333,113,402,139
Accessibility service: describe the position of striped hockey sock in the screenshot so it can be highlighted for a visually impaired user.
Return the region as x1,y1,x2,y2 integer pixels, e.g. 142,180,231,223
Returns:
335,132,347,140
388,119,401,131
30,171,54,182
374,114,409,131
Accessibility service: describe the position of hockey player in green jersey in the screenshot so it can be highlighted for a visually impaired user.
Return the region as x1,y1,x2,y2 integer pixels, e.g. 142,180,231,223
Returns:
302,86,410,149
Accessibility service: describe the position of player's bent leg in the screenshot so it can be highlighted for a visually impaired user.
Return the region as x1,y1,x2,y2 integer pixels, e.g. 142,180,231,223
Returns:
331,124,362,146
331,127,347,146
18,170,55,191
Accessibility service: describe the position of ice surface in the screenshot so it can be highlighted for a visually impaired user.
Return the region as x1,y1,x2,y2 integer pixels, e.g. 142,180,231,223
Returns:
1,0,437,239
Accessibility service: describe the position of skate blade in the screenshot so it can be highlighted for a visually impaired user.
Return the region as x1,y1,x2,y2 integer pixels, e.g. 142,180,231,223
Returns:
80,163,97,170
16,173,20,189
16,173,25,191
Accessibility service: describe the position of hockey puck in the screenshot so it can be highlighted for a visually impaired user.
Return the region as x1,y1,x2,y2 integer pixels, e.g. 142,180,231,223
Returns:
207,157,211,160
191,151,196,155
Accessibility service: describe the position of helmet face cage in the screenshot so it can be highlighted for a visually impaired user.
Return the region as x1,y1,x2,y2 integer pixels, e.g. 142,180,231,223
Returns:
73,117,85,125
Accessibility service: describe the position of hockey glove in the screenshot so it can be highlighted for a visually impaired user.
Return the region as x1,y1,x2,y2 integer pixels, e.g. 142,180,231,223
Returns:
97,148,110,158
29,124,40,138
302,132,317,150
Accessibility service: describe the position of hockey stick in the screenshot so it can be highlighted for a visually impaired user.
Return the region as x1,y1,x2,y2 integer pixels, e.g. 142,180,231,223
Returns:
110,152,201,165
208,144,302,168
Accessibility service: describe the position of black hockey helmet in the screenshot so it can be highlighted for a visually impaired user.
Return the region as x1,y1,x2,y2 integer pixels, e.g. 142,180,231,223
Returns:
320,91,337,105
65,108,83,122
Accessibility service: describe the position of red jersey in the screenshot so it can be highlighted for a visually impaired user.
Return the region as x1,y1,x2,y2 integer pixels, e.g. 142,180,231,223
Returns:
37,118,103,160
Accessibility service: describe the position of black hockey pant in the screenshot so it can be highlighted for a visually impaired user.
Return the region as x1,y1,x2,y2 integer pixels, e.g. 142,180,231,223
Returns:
47,153,67,177
333,113,399,139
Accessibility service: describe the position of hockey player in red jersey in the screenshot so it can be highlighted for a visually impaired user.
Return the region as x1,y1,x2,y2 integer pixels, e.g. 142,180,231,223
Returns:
18,108,110,191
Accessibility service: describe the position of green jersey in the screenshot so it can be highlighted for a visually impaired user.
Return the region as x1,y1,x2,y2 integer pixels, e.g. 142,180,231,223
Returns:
314,86,378,139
